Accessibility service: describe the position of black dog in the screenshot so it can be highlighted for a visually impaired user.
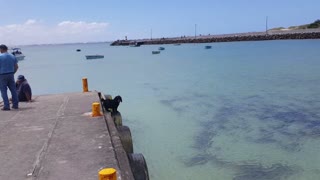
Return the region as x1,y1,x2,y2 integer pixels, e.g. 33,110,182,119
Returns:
101,95,122,112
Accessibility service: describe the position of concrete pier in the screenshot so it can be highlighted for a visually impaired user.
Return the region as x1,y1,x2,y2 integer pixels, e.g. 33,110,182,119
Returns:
0,92,135,180
111,29,320,46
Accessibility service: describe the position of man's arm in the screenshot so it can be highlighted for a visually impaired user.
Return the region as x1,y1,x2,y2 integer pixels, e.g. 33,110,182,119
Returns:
14,63,18,73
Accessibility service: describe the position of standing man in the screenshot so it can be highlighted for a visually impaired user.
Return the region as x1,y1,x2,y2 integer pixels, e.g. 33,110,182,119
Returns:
0,44,19,110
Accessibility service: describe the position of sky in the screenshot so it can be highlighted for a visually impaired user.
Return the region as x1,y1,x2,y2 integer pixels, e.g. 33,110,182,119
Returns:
0,0,319,45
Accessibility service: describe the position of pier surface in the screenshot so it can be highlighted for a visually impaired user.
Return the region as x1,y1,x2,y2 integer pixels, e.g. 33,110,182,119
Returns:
0,92,133,180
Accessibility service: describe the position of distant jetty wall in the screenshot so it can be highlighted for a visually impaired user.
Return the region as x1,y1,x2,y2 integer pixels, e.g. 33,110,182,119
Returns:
111,29,320,46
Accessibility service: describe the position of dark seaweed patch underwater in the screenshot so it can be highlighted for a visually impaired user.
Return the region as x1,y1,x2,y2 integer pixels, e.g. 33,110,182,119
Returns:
191,94,320,152
232,163,298,180
183,154,299,180
161,93,319,179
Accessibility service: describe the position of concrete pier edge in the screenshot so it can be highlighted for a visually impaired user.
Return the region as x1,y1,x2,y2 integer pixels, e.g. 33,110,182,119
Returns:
102,110,135,180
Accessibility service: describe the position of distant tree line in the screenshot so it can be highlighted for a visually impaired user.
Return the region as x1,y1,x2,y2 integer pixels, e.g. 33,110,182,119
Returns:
272,19,320,30
308,19,320,28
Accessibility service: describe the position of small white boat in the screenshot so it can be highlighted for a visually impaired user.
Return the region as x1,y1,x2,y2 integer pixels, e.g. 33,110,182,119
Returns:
85,55,104,60
130,44,140,47
129,41,143,47
11,48,25,61
152,51,160,54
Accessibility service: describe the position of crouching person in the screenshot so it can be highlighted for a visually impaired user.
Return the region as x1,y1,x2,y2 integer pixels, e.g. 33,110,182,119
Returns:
16,75,32,102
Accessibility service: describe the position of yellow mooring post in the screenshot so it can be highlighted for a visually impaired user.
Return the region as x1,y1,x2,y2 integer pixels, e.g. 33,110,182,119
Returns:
99,168,117,180
92,102,102,117
82,77,89,92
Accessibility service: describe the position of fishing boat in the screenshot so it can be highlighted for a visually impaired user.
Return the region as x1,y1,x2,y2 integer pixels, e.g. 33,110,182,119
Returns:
11,48,25,61
205,46,212,49
129,41,143,47
152,51,160,54
85,55,104,60
130,43,140,47
158,47,165,50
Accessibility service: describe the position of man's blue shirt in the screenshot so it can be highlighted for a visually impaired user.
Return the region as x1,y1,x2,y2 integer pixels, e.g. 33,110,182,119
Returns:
0,52,17,74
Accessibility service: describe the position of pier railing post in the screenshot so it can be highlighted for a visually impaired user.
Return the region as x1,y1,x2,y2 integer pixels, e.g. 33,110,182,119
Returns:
82,78,89,92
99,168,117,180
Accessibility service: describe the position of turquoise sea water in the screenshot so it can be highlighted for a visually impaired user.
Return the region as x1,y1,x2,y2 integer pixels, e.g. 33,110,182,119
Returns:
17,40,320,180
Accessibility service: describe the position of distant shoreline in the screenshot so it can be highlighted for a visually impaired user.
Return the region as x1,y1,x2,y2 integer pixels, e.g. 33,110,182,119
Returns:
111,29,320,46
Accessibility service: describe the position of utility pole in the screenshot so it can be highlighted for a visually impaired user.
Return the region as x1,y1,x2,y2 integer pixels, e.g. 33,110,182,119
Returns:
266,16,268,35
195,24,197,38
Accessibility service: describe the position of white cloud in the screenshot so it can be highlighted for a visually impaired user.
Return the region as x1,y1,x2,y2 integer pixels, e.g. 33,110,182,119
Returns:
57,21,108,34
0,19,110,45
25,19,37,25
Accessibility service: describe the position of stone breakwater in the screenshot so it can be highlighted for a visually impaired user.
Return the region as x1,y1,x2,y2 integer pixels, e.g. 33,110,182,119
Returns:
111,30,320,46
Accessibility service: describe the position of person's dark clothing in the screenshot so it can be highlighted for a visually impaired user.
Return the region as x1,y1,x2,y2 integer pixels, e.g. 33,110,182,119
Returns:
16,80,32,102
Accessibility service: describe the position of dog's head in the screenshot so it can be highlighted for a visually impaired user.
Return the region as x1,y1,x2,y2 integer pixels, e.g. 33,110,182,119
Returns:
114,95,122,103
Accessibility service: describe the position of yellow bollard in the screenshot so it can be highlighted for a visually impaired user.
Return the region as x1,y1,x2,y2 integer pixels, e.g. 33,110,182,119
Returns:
92,102,102,117
82,78,89,92
99,168,117,180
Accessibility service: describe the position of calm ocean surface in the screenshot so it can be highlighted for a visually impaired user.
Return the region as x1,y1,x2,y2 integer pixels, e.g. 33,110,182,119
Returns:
17,40,320,179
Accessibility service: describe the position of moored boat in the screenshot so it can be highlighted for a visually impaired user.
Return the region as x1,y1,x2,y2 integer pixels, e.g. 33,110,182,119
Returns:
152,51,160,54
130,44,140,47
205,45,212,49
158,47,165,50
130,41,143,47
11,48,25,61
85,55,104,60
